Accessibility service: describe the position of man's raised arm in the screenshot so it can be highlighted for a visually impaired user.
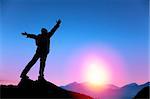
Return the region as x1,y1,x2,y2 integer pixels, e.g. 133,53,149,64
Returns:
21,32,37,39
48,19,61,38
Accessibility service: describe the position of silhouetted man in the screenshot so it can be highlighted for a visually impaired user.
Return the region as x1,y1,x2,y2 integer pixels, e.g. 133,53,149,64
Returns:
20,19,61,80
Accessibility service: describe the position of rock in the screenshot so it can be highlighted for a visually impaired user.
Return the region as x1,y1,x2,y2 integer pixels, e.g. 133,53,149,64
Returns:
134,86,150,99
1,78,93,99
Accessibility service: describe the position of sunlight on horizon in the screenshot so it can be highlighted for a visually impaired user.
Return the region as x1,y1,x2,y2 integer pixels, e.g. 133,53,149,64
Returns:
83,58,110,91
69,44,127,90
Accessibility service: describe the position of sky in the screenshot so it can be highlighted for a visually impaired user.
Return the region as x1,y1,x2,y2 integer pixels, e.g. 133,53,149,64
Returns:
0,0,149,86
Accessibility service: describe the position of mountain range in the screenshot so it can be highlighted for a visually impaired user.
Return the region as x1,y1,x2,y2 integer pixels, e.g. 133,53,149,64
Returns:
61,82,150,99
1,79,149,99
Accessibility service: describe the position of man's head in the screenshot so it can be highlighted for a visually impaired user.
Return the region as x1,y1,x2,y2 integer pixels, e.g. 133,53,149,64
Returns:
41,28,48,34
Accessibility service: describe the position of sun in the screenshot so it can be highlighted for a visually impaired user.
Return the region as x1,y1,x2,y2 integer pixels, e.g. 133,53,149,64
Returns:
84,60,109,88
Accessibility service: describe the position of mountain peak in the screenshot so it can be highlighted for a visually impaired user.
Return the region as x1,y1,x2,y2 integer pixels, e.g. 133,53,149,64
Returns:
128,83,138,86
143,82,150,86
68,81,79,86
121,83,138,88
105,84,119,89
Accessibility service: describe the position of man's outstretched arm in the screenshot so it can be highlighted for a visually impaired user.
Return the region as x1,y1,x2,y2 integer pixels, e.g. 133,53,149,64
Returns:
21,32,37,39
48,19,61,38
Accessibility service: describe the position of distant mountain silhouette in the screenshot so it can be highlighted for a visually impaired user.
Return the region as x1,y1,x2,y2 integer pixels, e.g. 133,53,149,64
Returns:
61,82,150,99
0,78,93,99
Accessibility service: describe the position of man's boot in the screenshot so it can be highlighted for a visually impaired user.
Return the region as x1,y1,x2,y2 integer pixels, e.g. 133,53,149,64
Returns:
20,73,29,79
38,75,45,81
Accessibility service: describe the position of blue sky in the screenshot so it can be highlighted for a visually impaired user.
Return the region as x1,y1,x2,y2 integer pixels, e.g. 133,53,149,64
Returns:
0,0,149,86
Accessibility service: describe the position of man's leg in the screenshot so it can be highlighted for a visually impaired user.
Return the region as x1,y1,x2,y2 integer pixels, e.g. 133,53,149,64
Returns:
39,55,47,79
20,53,39,78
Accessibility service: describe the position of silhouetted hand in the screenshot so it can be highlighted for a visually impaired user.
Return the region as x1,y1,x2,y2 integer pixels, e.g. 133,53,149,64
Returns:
56,19,61,25
22,32,27,36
